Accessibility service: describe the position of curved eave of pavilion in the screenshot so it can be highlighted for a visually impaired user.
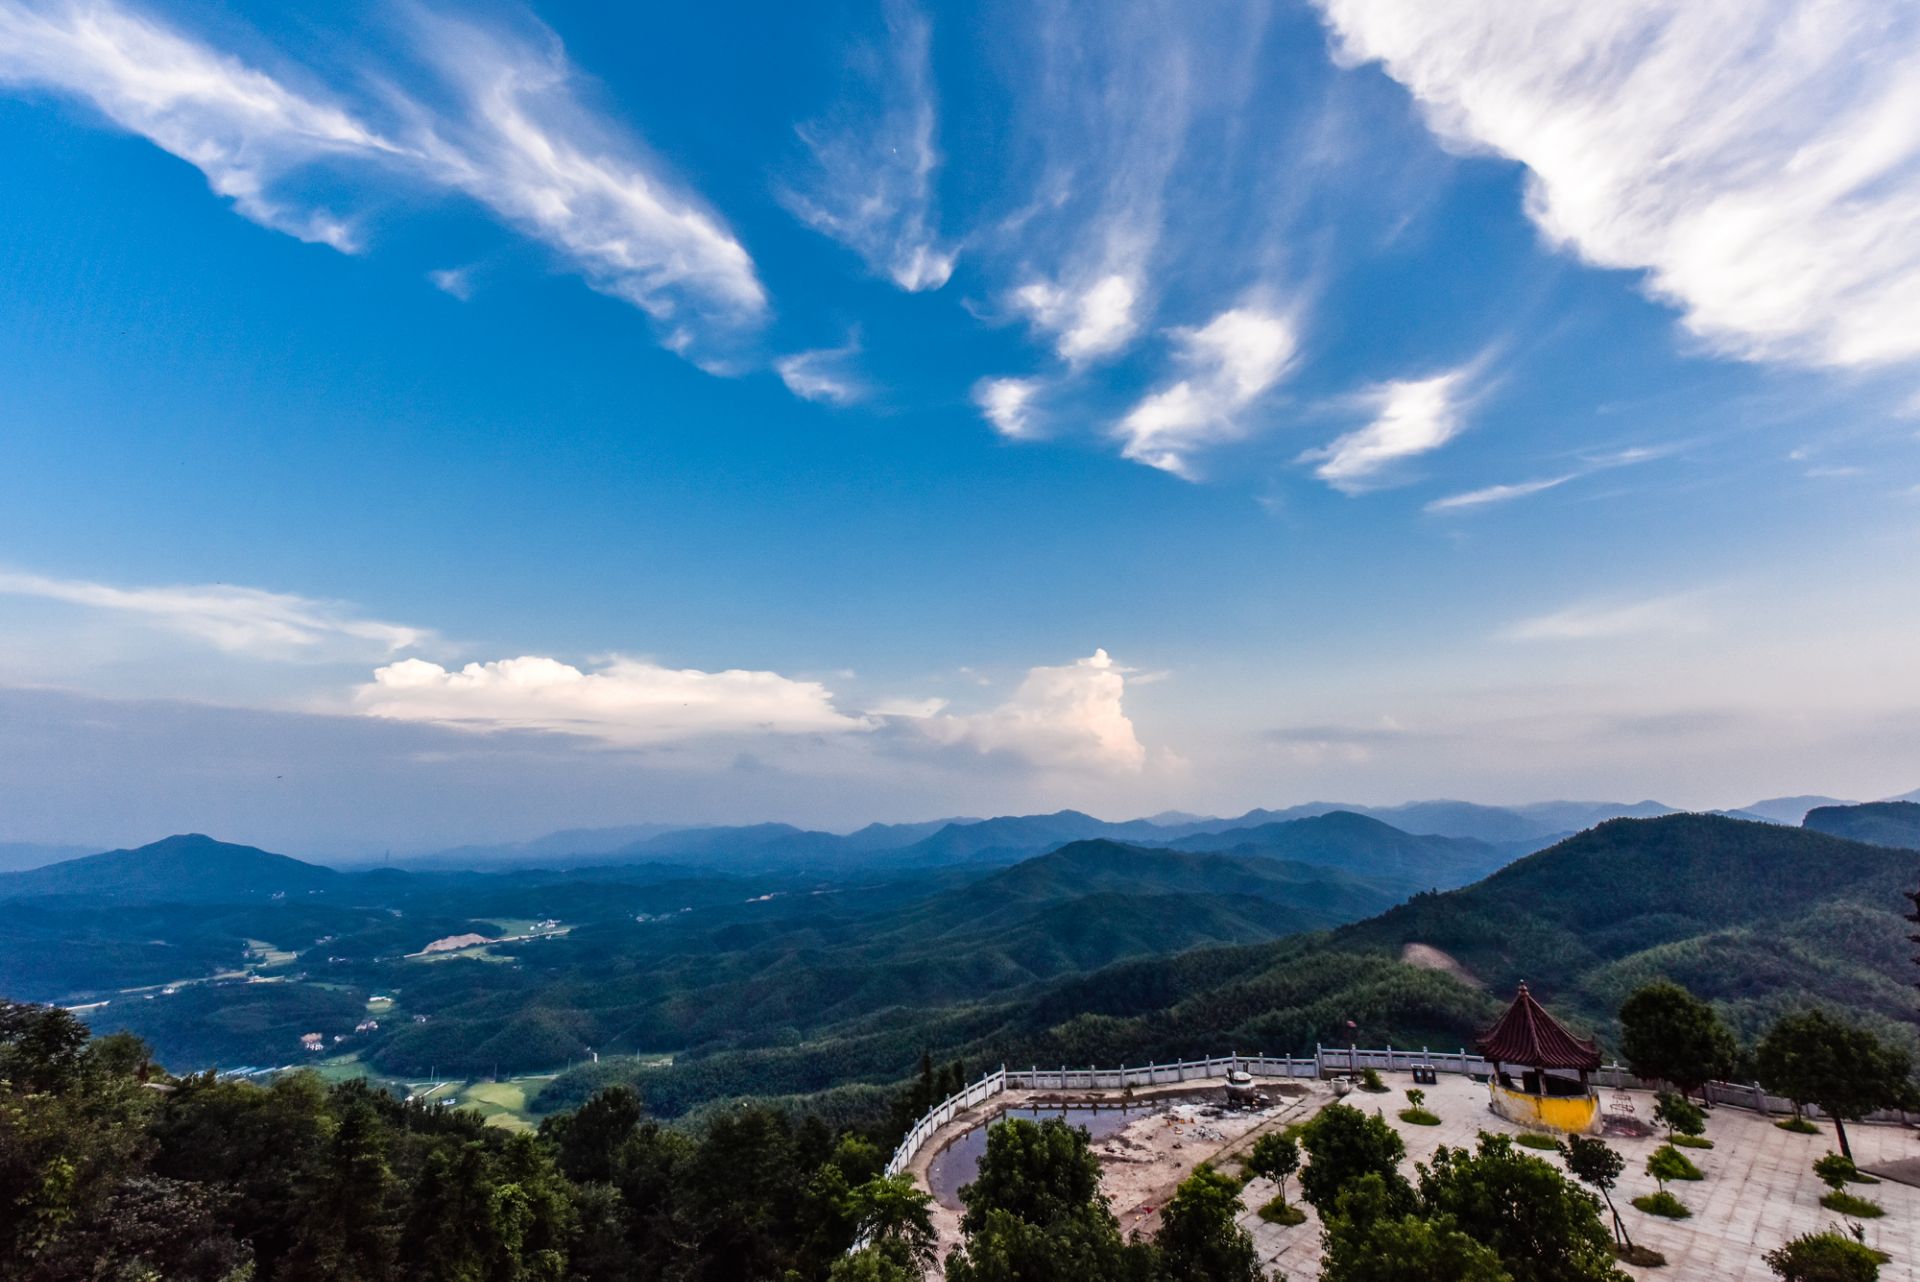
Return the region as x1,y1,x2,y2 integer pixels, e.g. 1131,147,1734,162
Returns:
1475,981,1602,1072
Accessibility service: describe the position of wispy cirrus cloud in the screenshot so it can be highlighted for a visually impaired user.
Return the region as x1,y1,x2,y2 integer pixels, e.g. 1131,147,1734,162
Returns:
0,569,428,659
1312,0,1920,369
1303,367,1473,493
1424,475,1572,514
1499,593,1709,643
1115,305,1300,478
0,0,397,250
1424,441,1673,514
775,341,865,405
992,0,1208,366
0,0,767,360
781,0,953,291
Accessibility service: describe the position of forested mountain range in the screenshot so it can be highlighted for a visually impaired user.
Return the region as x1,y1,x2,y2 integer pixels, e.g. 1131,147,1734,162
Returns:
541,811,1919,1117
5,797,1909,1138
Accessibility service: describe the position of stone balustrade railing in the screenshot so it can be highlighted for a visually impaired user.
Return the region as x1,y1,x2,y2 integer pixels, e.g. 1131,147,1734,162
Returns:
882,1044,1916,1178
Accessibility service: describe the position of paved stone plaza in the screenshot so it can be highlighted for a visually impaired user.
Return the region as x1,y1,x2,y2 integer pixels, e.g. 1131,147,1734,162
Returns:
1234,1071,1918,1280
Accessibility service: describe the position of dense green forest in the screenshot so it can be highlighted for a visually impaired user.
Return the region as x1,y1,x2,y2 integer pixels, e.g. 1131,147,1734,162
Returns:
0,1000,1308,1281
545,814,1919,1117
3,810,1913,1128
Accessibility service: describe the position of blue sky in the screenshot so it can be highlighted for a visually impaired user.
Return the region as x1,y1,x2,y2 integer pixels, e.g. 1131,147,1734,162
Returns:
1,0,1918,853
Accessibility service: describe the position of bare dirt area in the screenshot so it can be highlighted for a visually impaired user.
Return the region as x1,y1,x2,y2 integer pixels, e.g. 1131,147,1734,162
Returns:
907,1077,1332,1275
1399,941,1483,988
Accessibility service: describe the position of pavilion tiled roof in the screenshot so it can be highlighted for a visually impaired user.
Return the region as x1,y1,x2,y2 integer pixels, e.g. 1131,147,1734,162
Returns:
1476,981,1601,1071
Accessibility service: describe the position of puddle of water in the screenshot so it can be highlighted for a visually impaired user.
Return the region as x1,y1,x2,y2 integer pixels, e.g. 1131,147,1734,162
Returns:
926,1103,1168,1210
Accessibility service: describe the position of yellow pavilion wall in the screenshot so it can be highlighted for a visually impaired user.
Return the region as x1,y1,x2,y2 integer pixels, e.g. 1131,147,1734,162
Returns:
1488,1082,1599,1134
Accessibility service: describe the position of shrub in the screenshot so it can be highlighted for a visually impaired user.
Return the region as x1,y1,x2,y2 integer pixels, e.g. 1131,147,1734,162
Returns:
1764,1230,1882,1281
1813,1153,1878,1189
1513,1131,1559,1151
1398,1108,1440,1126
1404,1088,1425,1108
1647,1144,1703,1183
1358,1068,1387,1093
1671,1134,1715,1149
1617,1244,1668,1267
1777,1117,1821,1135
1257,1195,1306,1226
1632,1191,1691,1219
1818,1191,1884,1219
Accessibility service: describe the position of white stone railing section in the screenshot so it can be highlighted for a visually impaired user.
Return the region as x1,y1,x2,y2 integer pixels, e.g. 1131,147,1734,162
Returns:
880,1045,1916,1179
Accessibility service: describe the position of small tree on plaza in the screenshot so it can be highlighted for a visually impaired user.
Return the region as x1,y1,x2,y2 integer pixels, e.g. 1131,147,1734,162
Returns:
1561,1134,1633,1252
1754,1010,1915,1160
1245,1131,1300,1206
1653,1090,1707,1144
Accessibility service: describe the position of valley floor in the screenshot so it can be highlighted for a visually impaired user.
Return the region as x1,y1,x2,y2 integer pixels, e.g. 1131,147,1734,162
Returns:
909,1071,1920,1280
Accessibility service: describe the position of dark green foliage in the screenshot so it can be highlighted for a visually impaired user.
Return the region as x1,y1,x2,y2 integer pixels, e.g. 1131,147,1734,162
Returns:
0,997,952,1282
1154,1165,1266,1282
1755,1009,1916,1159
1764,1231,1883,1282
1417,1134,1626,1282
1319,1174,1510,1282
1397,1107,1439,1125
1619,982,1737,1096
1297,1103,1413,1214
1802,801,1920,851
945,1116,1158,1282
956,1116,1105,1235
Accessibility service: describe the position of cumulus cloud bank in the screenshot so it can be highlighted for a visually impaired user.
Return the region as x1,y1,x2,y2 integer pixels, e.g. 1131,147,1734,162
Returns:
0,0,766,358
357,655,868,747
1313,0,1920,369
909,649,1147,773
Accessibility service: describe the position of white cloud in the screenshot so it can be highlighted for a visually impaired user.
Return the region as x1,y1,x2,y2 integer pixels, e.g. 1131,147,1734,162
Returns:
0,1,766,358
1303,370,1469,492
1012,273,1141,363
0,569,427,658
974,376,1044,440
427,266,473,300
0,0,398,250
869,696,949,718
1312,0,1920,369
356,655,869,747
409,15,766,338
1116,306,1299,478
916,649,1147,772
782,0,953,290
775,342,864,405
1425,474,1572,514
1499,594,1709,642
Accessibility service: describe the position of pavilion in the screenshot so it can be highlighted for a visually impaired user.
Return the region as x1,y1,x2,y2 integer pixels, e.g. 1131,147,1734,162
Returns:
1476,981,1603,1134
